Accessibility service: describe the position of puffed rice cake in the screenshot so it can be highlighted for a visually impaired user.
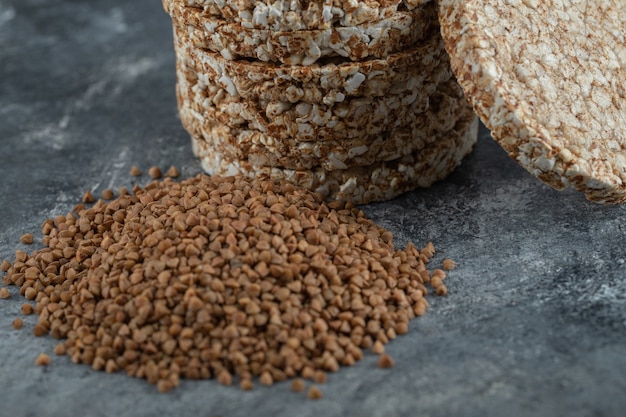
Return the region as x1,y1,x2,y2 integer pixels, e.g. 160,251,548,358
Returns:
190,108,479,203
439,0,626,204
180,0,433,31
173,25,447,104
166,0,479,203
178,77,472,170
175,56,453,141
165,0,437,64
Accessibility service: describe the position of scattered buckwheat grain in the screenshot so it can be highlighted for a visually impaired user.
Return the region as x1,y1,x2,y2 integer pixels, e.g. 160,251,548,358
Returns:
157,379,174,393
33,324,47,337
21,303,33,315
307,385,323,400
260,371,274,386
102,189,115,200
129,165,142,176
442,259,457,271
19,233,34,244
13,317,23,329
372,340,385,354
148,166,161,179
0,288,9,299
377,353,394,369
291,378,305,392
240,378,254,391
433,269,447,279
0,174,451,392
430,276,444,288
217,369,233,386
165,165,180,178
35,353,51,366
313,370,327,384
81,191,94,203
54,343,67,356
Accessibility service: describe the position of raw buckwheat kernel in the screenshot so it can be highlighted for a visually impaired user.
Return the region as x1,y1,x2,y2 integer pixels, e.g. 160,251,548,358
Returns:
0,173,452,392
35,353,51,366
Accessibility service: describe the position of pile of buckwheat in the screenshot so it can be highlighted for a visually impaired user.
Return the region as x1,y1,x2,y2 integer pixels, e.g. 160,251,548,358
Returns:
1,171,453,394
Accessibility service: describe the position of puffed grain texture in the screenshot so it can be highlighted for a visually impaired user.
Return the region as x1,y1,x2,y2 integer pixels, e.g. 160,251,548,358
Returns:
173,26,447,103
167,0,436,64
439,0,626,204
178,79,471,170
190,111,479,203
175,56,452,141
176,0,433,31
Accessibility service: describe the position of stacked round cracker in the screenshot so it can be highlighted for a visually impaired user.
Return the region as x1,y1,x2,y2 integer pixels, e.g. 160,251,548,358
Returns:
164,0,478,203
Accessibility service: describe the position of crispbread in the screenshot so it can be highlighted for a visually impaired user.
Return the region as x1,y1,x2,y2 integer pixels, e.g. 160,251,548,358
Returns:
439,0,626,204
167,0,436,64
178,83,472,170
190,111,479,203
178,0,432,31
175,58,454,140
173,25,446,103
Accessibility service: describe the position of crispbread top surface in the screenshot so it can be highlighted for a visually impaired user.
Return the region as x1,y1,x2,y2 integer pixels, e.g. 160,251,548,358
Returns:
176,0,433,31
167,0,436,64
439,0,626,203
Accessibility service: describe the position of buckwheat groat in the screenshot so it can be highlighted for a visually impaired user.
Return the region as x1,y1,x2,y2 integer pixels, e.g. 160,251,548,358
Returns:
178,0,433,31
177,81,471,170
190,112,479,203
173,26,447,103
439,0,626,204
3,171,454,391
175,58,454,141
167,0,436,64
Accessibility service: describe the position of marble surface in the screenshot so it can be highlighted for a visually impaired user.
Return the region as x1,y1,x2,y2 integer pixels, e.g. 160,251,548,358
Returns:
1,1,626,416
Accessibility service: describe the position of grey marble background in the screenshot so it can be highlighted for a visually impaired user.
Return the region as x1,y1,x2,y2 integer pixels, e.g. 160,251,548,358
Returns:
1,1,625,416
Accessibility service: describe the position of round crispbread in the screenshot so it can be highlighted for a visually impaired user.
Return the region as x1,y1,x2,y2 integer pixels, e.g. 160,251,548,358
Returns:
175,57,454,141
166,0,436,64
189,110,479,203
439,0,626,203
173,25,447,104
175,0,432,31
178,80,472,170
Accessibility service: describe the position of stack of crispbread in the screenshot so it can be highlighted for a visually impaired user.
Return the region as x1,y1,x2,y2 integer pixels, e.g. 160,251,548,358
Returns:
163,0,478,203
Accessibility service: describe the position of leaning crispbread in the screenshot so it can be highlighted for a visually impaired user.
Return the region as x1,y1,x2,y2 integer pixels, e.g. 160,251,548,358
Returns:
175,57,453,140
189,109,479,203
178,0,432,31
178,80,471,170
439,0,626,203
173,26,447,104
167,0,436,64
